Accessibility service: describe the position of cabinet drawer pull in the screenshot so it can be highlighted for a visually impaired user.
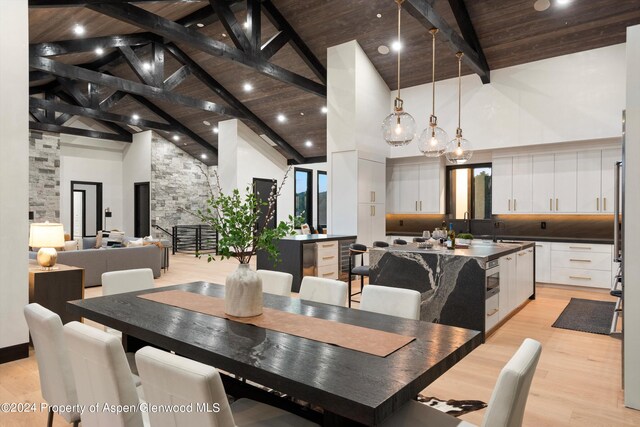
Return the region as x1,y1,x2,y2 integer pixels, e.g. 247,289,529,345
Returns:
321,244,335,248
569,258,591,263
569,275,591,280
518,253,525,256
527,249,533,253
487,308,499,317
569,246,591,250
322,256,335,260
506,257,512,260
322,272,335,277
535,244,543,247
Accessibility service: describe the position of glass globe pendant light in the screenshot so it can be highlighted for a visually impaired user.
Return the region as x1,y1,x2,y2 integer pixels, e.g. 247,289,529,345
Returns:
445,52,473,164
382,0,416,146
418,28,448,157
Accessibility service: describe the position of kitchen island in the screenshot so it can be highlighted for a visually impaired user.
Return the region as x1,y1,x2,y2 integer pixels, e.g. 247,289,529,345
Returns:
369,241,536,338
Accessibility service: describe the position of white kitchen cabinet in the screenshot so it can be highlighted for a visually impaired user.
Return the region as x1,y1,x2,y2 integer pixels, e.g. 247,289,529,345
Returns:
516,248,535,303
492,157,513,214
499,254,516,319
601,148,621,213
357,203,385,247
512,156,533,213
358,159,385,205
577,150,603,213
532,154,555,213
548,242,613,288
387,161,441,214
553,152,577,213
534,242,551,283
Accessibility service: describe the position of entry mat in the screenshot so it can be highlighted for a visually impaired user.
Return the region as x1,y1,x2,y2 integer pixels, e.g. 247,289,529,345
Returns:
139,289,415,357
552,298,616,335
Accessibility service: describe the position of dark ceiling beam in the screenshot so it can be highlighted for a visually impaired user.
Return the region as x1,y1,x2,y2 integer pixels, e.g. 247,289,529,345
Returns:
54,87,133,137
152,42,164,85
30,81,58,94
130,94,218,158
30,97,176,132
209,0,252,52
404,0,490,84
99,90,127,111
29,108,49,124
176,0,244,28
29,121,133,143
164,42,305,164
44,92,56,122
246,0,261,52
88,82,99,108
31,56,244,117
86,2,326,97
260,31,289,60
56,77,90,107
447,0,490,83
163,65,192,91
261,0,326,85
29,0,183,6
119,45,158,86
55,113,74,125
30,33,156,57
289,156,327,165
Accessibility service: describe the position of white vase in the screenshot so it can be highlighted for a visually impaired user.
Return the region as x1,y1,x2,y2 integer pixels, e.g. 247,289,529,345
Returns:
225,263,263,317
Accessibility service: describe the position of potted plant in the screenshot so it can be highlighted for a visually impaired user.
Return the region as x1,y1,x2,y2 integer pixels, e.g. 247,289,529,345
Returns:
457,233,474,246
194,167,298,317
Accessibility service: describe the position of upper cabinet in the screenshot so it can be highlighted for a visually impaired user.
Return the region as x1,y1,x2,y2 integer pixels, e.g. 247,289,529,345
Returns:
492,156,533,214
386,161,441,214
494,148,620,215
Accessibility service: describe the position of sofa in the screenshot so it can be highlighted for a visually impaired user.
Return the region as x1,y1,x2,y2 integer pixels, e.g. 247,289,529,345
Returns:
29,245,162,288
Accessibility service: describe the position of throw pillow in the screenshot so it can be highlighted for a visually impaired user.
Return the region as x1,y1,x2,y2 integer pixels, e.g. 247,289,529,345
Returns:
127,238,144,247
64,240,78,251
95,231,103,248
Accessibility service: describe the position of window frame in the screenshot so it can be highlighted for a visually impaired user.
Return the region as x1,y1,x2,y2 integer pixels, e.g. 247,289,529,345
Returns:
445,162,493,219
294,167,313,227
316,170,327,232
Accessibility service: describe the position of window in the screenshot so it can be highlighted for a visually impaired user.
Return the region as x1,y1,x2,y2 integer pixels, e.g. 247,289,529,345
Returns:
317,171,327,232
446,164,492,219
294,168,312,226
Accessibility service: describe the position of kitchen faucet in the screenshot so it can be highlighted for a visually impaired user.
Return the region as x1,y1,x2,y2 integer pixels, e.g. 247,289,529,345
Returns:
493,220,506,242
463,212,471,233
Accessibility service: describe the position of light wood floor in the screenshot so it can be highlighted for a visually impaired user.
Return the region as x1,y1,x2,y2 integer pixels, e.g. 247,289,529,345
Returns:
1,253,637,426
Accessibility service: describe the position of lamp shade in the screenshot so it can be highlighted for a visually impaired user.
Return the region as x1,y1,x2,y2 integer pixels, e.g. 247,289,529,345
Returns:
29,222,65,248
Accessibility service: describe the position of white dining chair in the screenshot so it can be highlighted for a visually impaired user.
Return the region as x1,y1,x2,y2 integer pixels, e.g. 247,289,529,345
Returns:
135,346,317,427
63,321,149,427
257,269,293,297
102,268,155,296
381,338,542,427
360,285,422,320
24,303,81,427
299,276,348,307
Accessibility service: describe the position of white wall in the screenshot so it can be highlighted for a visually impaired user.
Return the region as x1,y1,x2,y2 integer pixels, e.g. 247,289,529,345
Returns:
122,131,152,236
390,43,626,158
218,119,327,226
624,25,640,410
0,0,29,355
59,141,124,234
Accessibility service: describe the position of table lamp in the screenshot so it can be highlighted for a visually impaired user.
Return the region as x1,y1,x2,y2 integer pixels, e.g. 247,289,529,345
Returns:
29,222,65,270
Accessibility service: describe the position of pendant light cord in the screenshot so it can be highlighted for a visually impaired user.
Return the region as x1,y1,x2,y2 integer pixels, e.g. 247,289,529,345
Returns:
431,30,436,117
396,0,402,99
457,52,463,131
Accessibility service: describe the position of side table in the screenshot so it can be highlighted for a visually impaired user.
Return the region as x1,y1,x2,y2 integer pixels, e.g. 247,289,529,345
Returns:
29,261,85,324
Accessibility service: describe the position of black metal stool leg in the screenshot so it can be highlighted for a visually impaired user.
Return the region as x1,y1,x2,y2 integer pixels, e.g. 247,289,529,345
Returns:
348,252,352,307
47,407,53,427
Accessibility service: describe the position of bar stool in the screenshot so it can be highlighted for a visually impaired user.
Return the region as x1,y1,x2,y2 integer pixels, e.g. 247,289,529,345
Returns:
348,243,369,307
393,239,407,245
610,267,623,334
373,241,389,248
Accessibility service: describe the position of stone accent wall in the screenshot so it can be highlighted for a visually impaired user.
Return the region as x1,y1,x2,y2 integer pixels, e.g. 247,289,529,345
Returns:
29,131,60,222
150,133,215,236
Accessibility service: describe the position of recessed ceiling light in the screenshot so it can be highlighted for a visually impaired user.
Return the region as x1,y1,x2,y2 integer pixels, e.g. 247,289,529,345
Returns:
95,47,104,55
183,143,187,146
203,120,211,126
132,114,140,121
213,127,219,134
73,24,85,35
378,45,390,55
391,40,402,52
221,33,227,38
201,154,208,159
243,21,249,29
533,0,551,11
142,62,152,70
305,140,313,147
376,13,382,18
556,0,571,5
196,23,205,28
172,135,180,141
277,114,286,123
300,112,305,116
243,82,253,92
321,106,328,114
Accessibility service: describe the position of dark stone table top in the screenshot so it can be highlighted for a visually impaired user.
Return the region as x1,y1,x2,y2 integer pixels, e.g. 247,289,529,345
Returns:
280,234,356,243
377,241,535,262
67,282,481,426
387,232,613,245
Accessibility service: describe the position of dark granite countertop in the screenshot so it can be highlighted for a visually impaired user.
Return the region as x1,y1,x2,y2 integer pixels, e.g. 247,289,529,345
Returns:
375,241,535,262
281,234,356,242
386,232,613,245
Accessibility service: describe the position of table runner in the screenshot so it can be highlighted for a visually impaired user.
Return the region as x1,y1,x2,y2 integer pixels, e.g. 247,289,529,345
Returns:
139,290,415,357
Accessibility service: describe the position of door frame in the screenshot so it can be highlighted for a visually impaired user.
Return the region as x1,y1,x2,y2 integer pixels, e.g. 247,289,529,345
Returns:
134,181,150,238
253,178,277,231
70,180,103,237
72,189,87,237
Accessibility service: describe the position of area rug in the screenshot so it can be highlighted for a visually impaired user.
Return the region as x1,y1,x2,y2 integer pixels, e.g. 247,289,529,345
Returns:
552,298,616,335
417,394,487,417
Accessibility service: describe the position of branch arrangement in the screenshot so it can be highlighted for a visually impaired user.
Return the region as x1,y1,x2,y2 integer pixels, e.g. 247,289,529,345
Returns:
193,166,299,265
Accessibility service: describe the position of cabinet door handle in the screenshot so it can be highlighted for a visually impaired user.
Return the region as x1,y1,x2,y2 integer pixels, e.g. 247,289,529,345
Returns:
597,197,600,211
322,272,335,277
550,198,553,211
535,244,543,247
508,199,511,211
372,205,376,216
527,249,533,253
419,200,422,211
569,246,591,250
487,308,499,317
371,191,375,203
556,198,559,211
569,258,591,263
569,275,591,280
322,256,335,260
604,197,607,211
415,201,418,211
514,199,517,211
518,252,525,256
506,257,512,260
321,244,334,248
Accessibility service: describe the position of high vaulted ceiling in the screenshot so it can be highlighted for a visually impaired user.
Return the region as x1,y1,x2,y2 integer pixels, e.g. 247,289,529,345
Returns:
29,0,640,166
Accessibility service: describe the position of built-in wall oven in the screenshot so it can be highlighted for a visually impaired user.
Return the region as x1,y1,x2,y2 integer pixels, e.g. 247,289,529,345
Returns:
485,259,500,331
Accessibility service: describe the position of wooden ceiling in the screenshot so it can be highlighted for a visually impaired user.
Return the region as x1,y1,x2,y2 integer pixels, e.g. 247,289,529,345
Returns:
28,0,640,165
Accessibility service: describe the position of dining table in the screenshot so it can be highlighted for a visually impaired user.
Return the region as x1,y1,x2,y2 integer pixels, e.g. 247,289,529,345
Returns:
67,282,482,426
